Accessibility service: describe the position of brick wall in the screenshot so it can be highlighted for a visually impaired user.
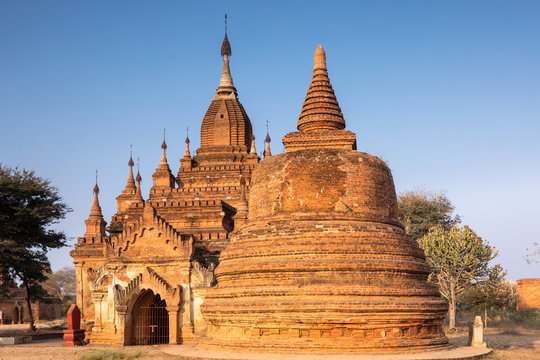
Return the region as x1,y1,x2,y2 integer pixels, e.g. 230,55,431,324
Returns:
517,278,540,310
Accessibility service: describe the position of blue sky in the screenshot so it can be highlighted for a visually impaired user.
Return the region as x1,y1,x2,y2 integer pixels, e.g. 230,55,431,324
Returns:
1,1,538,280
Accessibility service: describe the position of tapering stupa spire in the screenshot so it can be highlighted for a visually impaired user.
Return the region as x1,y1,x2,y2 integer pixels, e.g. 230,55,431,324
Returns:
84,170,107,240
217,14,236,96
184,128,191,158
249,133,257,155
125,145,136,191
297,45,345,133
135,158,143,201
90,170,103,217
159,128,169,168
264,120,272,158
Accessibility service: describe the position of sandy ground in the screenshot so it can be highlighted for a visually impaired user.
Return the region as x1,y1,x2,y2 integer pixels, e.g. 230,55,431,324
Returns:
446,327,540,360
0,326,538,360
0,339,176,360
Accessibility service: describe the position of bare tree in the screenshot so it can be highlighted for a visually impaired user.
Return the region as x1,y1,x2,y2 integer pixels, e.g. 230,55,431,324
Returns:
42,266,76,301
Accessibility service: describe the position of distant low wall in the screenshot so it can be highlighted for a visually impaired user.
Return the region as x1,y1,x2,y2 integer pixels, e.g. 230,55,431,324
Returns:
516,278,540,310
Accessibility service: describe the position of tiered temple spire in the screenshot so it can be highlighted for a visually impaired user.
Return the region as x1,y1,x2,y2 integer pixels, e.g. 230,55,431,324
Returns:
297,45,345,133
90,170,103,217
180,128,193,170
282,45,356,151
124,145,136,192
249,133,257,156
184,128,191,158
151,130,176,193
159,128,169,168
217,15,236,96
135,158,143,201
264,120,272,158
84,171,106,241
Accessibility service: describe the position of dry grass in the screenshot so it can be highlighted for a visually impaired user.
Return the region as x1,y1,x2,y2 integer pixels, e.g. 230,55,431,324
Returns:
78,349,143,360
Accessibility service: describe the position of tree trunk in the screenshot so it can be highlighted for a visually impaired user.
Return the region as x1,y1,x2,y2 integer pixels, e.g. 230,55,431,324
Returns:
23,280,36,332
484,308,488,329
448,286,456,330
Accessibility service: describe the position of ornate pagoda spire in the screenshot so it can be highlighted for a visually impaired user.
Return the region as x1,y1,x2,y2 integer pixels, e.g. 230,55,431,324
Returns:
158,128,169,168
124,145,136,193
283,45,356,152
249,133,257,155
217,14,236,96
90,170,103,217
151,130,176,195
180,128,193,170
264,120,272,158
184,128,191,158
84,171,107,241
135,158,144,201
297,45,345,133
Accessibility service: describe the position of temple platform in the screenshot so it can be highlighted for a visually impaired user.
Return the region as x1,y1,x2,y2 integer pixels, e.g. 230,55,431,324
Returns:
160,344,491,360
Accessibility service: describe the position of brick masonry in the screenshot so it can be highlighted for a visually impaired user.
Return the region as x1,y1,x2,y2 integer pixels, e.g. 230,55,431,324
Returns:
200,46,448,352
70,40,449,353
516,278,540,310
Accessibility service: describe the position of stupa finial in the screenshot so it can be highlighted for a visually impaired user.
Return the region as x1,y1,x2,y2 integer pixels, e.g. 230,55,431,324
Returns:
125,145,136,191
159,128,169,167
90,170,102,216
264,120,272,158
221,14,231,56
250,132,257,155
161,128,167,150
184,127,191,158
297,45,345,133
217,15,235,94
135,157,143,200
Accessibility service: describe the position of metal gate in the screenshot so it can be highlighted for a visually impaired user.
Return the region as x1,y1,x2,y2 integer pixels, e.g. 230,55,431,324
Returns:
132,293,169,345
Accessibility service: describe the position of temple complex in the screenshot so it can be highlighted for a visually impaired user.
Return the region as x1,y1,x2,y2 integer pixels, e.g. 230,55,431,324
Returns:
200,46,449,352
70,31,265,345
71,30,449,352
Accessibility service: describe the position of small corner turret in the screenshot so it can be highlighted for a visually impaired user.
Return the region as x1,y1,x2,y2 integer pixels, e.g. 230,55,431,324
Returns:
150,129,177,197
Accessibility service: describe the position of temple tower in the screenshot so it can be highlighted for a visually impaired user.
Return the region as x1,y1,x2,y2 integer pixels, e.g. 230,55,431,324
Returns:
170,30,259,264
201,46,449,352
176,31,259,196
71,175,109,335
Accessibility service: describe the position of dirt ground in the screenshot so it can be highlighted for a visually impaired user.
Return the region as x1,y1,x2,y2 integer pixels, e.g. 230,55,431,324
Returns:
0,326,538,360
446,327,540,360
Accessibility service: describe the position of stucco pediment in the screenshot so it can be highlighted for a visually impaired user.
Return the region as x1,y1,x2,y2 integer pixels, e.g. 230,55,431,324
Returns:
113,267,182,308
110,204,193,261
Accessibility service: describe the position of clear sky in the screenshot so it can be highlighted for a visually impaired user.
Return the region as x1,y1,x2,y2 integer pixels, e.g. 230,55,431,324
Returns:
1,1,538,280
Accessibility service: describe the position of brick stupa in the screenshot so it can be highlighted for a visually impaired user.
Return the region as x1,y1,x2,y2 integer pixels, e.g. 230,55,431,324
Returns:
201,46,449,352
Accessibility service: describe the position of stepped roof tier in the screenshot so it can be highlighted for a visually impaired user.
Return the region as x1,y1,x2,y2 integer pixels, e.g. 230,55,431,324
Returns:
201,46,449,352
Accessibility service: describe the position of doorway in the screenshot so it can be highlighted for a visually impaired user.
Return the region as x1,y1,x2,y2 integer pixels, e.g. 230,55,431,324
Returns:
131,290,169,345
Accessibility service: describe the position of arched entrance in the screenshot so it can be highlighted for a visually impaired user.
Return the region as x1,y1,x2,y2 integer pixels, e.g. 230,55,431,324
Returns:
130,290,169,345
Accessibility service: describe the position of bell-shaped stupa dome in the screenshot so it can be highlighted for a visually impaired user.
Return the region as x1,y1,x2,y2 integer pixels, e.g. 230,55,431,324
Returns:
201,46,448,353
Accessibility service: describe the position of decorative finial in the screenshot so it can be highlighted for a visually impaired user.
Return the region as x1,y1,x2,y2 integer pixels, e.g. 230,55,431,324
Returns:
185,127,190,144
128,144,134,167
221,14,232,56
264,121,272,158
93,170,99,194
265,120,271,143
161,128,167,150
314,45,326,70
90,169,102,216
136,157,142,182
296,45,345,133
249,132,257,155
